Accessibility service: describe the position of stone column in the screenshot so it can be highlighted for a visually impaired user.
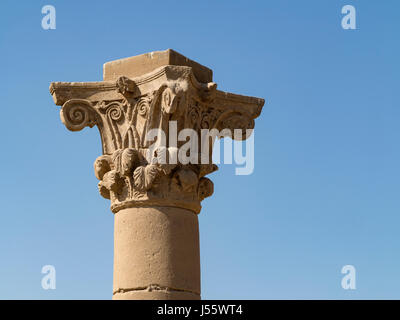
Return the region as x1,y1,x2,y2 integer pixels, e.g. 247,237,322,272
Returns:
50,49,264,300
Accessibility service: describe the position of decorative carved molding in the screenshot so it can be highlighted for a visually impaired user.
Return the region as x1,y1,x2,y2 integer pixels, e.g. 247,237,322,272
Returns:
50,65,264,214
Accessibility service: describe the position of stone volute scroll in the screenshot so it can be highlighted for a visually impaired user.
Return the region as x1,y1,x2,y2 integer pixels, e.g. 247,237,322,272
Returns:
50,49,265,300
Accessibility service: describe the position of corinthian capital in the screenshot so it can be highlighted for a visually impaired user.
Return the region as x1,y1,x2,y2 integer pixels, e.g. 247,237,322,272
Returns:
50,50,264,214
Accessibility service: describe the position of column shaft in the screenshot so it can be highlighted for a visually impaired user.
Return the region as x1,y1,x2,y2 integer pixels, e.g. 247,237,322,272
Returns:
112,206,201,300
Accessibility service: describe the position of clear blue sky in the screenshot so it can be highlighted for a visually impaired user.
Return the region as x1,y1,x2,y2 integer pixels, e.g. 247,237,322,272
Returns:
0,0,399,299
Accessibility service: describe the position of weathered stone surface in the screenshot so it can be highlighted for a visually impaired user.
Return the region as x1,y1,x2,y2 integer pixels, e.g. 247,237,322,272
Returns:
50,64,264,214
103,49,213,83
49,50,265,300
113,207,200,300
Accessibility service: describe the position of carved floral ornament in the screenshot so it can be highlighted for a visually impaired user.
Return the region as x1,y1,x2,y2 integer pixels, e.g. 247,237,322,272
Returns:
50,65,264,214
